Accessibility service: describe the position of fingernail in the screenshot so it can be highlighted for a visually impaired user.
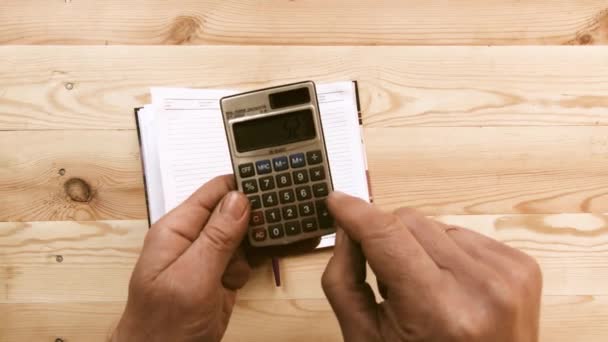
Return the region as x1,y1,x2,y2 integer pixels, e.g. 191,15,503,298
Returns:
221,191,248,220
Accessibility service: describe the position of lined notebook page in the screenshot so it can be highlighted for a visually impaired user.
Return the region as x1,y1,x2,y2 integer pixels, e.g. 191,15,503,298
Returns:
151,82,369,246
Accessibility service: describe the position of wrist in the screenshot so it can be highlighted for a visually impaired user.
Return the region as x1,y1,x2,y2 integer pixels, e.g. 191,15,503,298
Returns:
110,315,149,342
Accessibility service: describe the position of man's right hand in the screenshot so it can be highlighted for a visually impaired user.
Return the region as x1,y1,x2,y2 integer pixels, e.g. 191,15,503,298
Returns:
322,192,543,342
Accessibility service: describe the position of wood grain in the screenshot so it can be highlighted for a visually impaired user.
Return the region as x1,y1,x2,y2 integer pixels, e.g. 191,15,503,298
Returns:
1,214,606,305
2,46,608,130
0,1,607,46
1,296,607,342
366,126,608,214
3,126,608,221
0,130,146,221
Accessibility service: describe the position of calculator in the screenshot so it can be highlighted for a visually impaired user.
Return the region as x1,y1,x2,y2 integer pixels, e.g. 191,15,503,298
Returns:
220,81,335,247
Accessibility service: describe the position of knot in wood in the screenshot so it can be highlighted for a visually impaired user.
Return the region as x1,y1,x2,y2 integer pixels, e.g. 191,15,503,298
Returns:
64,178,92,202
168,15,202,44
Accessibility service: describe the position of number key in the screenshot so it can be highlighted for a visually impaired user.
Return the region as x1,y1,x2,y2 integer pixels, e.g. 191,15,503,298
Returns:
295,186,312,201
276,173,292,187
242,180,258,194
293,170,309,184
262,192,278,207
282,205,298,220
313,182,329,197
269,224,284,239
298,202,315,216
259,176,275,191
265,208,281,223
279,189,295,204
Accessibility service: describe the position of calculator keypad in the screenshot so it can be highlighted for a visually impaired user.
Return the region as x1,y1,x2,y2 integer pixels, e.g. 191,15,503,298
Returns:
276,173,292,187
262,192,278,207
259,176,275,191
239,149,334,244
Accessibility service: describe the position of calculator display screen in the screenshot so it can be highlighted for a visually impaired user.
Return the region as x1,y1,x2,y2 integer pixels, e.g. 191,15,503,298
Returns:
233,109,317,152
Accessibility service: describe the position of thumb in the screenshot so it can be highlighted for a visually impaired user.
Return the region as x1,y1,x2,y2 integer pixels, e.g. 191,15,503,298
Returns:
322,229,380,342
181,191,250,283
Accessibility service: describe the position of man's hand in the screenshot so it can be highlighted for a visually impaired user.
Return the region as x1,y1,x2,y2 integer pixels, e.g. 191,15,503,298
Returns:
322,192,543,342
112,175,251,342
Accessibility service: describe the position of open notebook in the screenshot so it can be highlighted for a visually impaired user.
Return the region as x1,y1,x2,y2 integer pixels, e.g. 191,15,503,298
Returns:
135,81,370,248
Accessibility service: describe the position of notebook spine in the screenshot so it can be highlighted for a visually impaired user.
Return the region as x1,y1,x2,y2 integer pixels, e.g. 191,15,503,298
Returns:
352,81,374,203
134,107,153,227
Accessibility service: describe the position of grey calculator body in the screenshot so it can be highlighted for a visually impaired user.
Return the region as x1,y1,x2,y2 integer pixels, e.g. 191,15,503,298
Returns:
220,81,335,247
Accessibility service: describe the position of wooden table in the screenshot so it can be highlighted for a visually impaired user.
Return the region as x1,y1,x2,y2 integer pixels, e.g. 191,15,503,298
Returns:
1,1,608,341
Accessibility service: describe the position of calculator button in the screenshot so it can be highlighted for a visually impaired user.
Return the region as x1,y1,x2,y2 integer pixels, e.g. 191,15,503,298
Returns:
256,160,272,174
272,156,289,171
252,228,267,242
248,195,262,210
268,224,284,239
282,205,298,220
315,200,334,229
242,180,258,194
289,153,306,168
276,173,292,187
250,211,265,226
298,202,315,216
302,218,318,232
238,163,255,178
262,192,279,207
279,189,295,204
259,176,275,191
313,182,329,197
265,208,281,223
285,221,301,236
306,150,323,165
295,185,312,201
310,166,326,181
293,170,309,184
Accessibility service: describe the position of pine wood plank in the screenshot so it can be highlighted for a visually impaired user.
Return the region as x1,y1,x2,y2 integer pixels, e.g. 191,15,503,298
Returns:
2,46,608,130
1,296,607,342
0,130,146,221
1,214,606,304
366,126,608,214
0,1,607,46
3,126,608,221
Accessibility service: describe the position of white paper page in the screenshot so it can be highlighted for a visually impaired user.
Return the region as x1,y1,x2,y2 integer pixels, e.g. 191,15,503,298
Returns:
152,87,235,214
137,105,165,223
151,82,369,247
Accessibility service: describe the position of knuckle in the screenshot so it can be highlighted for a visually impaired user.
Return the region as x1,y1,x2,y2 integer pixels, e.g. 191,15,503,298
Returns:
393,207,424,224
447,312,485,340
379,213,405,236
513,254,543,290
321,259,341,293
203,222,237,253
484,276,517,315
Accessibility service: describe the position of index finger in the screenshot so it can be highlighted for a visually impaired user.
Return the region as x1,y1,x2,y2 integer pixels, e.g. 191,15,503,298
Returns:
327,191,438,287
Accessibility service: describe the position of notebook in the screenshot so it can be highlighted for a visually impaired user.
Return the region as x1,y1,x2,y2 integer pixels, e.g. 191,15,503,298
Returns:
135,81,371,248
